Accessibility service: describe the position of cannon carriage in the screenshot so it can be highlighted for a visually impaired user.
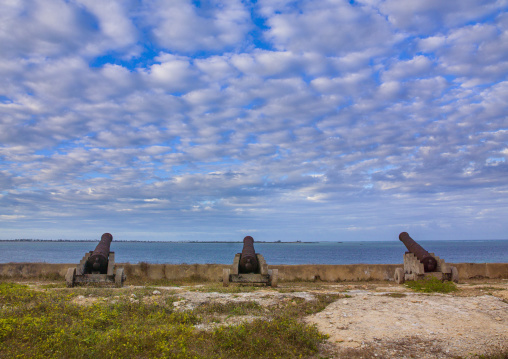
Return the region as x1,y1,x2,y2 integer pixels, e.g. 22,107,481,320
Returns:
394,232,458,284
65,233,126,287
223,236,278,287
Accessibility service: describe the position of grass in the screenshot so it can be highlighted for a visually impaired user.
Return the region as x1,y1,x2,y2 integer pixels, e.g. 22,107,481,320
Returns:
189,282,263,293
404,276,458,294
474,350,508,359
476,286,505,291
381,292,407,298
0,281,335,358
476,286,506,296
194,300,267,325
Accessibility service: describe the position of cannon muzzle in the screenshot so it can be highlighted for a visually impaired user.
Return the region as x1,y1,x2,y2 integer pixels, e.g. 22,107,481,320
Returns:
86,233,113,274
239,236,259,274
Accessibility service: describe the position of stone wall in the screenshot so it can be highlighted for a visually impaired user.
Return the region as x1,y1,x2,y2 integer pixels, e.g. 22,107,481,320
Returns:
0,262,507,282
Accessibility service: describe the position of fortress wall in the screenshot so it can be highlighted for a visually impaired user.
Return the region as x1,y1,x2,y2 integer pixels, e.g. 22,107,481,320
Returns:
0,262,507,282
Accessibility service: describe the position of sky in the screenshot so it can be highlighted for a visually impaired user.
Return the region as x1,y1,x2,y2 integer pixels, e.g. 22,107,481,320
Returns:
1,0,508,242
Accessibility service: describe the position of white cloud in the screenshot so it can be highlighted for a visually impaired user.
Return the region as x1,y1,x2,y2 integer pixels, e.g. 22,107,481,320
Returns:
417,20,508,86
194,55,238,82
382,56,434,82
261,0,395,55
378,0,502,34
0,0,100,59
146,54,201,93
149,0,252,53
1,0,508,242
76,0,139,55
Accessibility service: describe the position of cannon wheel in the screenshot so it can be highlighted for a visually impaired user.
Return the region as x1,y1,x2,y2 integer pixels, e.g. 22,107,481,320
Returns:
65,267,76,288
394,268,405,284
451,266,459,283
115,268,125,287
269,269,278,288
222,268,230,287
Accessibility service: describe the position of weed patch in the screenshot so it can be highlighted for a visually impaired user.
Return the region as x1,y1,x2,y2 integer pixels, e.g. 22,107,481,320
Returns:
473,349,508,359
405,277,458,293
277,294,342,318
207,317,327,358
190,283,263,293
196,300,264,317
477,286,505,291
382,292,407,298
0,282,49,306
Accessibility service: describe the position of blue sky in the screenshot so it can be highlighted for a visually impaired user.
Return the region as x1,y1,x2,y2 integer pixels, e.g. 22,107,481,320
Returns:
1,0,507,242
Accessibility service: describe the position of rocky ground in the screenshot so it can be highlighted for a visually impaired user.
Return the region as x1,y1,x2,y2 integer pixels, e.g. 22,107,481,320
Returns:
305,282,508,358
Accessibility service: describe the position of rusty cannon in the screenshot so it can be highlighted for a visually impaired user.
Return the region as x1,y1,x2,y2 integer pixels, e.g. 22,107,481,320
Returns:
394,232,458,284
223,236,278,287
399,231,437,272
66,233,126,287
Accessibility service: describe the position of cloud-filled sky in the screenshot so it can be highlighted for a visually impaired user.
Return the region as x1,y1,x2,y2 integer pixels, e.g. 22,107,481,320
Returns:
1,0,507,242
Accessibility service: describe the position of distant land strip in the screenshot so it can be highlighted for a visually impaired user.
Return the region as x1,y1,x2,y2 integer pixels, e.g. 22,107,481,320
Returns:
0,239,315,243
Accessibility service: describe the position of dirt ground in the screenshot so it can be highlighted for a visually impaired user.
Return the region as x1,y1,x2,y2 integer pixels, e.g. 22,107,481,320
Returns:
305,280,508,358
172,280,508,358
32,279,508,358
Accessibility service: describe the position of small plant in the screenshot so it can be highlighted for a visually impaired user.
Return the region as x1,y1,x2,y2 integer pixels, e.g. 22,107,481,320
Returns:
195,301,264,317
474,349,508,359
277,294,342,318
477,286,504,291
382,292,407,298
40,283,67,289
190,283,262,293
38,272,63,281
405,277,458,293
207,316,328,358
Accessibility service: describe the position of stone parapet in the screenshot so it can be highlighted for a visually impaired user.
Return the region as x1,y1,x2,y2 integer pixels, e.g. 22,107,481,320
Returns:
0,262,507,282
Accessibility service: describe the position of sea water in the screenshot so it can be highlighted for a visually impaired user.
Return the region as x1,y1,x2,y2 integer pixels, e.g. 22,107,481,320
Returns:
0,240,507,264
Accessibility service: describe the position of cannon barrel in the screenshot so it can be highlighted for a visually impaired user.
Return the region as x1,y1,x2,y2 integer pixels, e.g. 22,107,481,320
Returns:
86,233,113,273
399,232,437,272
239,236,259,273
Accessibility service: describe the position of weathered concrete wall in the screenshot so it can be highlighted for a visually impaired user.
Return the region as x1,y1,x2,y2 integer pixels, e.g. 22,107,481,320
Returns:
0,263,71,278
270,264,400,281
121,263,227,281
1,262,507,282
453,263,508,280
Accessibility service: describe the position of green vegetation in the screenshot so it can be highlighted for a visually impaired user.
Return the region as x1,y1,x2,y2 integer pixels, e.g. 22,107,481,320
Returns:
476,286,505,296
404,277,458,294
0,281,337,358
382,292,407,298
195,300,265,317
476,286,504,291
189,283,262,293
473,350,508,359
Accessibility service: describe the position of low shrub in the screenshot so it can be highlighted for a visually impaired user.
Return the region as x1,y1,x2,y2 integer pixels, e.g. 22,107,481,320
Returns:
405,277,458,293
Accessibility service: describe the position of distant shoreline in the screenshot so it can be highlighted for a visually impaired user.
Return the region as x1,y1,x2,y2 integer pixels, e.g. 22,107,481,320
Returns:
0,239,316,243
1,239,507,243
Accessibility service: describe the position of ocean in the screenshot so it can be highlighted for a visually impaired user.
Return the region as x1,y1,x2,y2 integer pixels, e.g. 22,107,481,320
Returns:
0,240,507,265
